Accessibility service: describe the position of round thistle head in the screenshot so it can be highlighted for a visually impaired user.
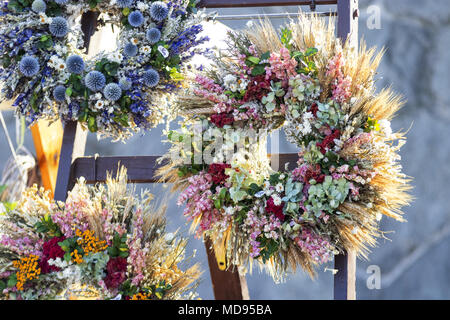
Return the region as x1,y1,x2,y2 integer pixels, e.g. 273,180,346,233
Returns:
117,0,133,8
19,56,40,77
54,0,68,4
103,83,122,101
146,28,161,45
31,0,46,13
119,78,132,91
66,55,85,74
128,11,144,27
53,85,66,102
143,69,160,87
85,71,106,92
49,17,69,38
150,2,169,21
124,43,138,57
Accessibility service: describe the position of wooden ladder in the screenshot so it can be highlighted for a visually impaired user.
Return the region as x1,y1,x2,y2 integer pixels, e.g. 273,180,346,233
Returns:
51,0,359,300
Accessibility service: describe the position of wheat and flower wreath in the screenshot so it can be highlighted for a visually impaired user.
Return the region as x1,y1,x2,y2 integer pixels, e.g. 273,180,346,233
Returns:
0,168,201,300
158,14,413,281
0,0,210,140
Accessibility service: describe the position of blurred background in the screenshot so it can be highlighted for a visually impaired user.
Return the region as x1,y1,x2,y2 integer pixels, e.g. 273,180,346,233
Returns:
0,0,449,299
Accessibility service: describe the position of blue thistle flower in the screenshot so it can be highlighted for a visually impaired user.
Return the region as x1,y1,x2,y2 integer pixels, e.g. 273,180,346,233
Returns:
128,11,144,27
85,71,106,92
53,85,66,102
117,0,133,7
49,17,69,38
124,43,138,57
143,69,160,87
19,56,40,77
54,0,68,4
150,2,169,21
31,0,46,13
146,28,161,44
103,83,122,101
66,55,85,74
119,78,132,91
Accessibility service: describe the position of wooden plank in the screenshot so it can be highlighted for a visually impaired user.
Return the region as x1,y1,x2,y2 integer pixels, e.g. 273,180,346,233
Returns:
205,238,250,300
334,250,356,300
198,0,337,8
337,0,359,46
54,121,87,201
69,154,299,183
30,119,63,197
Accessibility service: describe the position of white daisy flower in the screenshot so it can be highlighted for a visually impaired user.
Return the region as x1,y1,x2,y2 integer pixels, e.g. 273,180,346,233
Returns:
272,195,282,206
275,183,284,193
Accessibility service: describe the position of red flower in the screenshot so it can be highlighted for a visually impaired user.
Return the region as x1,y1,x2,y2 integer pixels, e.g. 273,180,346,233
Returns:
316,129,341,154
265,197,285,221
208,163,231,185
39,236,66,274
210,113,234,128
242,75,272,103
104,257,128,290
309,103,318,117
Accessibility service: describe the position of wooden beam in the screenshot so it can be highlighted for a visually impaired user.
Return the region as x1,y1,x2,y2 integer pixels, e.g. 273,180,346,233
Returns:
198,0,337,8
334,250,356,300
337,0,359,46
54,121,87,201
30,119,63,197
69,154,300,184
205,238,250,300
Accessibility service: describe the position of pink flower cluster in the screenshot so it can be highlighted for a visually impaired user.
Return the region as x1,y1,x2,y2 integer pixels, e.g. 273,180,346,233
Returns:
127,209,146,286
326,53,352,104
244,209,282,258
177,172,218,237
52,197,90,238
266,47,298,83
0,235,42,257
294,228,334,264
101,209,128,246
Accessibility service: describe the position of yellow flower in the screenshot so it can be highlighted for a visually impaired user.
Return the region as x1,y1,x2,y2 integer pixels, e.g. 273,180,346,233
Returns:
12,255,41,291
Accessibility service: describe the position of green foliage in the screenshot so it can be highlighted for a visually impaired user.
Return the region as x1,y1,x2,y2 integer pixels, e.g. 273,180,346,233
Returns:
95,58,120,82
7,0,32,12
245,51,270,76
305,176,350,218
36,35,53,51
292,47,318,75
7,273,17,288
119,279,139,297
261,82,285,112
107,232,129,258
257,237,279,263
58,237,82,261
0,279,5,292
281,178,303,214
315,101,344,129
45,1,63,16
34,214,62,237
88,0,103,9
280,28,293,50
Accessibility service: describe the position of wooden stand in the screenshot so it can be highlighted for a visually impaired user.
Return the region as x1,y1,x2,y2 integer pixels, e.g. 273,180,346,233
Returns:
52,0,358,300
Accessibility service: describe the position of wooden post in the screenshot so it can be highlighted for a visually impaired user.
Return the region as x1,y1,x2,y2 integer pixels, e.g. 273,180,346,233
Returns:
334,0,358,300
31,120,63,197
53,121,87,201
337,0,359,46
205,238,250,300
